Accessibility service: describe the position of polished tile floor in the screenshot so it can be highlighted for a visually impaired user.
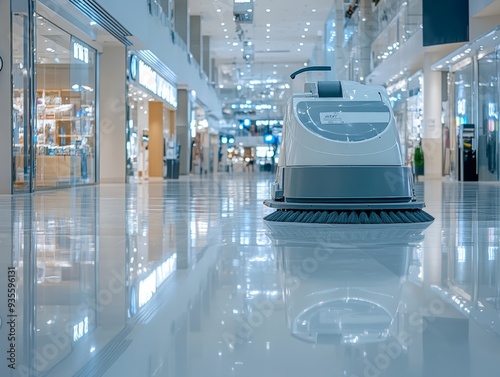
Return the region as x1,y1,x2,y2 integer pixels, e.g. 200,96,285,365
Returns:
1,173,500,377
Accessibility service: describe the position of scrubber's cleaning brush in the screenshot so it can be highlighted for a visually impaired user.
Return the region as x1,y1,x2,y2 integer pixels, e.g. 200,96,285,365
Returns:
264,209,434,224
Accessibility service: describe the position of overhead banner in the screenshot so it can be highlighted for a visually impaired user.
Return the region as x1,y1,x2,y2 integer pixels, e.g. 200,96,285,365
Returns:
423,0,469,47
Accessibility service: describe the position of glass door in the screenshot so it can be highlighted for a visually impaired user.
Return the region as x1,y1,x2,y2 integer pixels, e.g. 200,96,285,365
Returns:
12,5,36,193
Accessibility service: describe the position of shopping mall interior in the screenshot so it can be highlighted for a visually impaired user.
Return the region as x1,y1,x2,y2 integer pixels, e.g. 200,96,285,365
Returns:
1,0,500,376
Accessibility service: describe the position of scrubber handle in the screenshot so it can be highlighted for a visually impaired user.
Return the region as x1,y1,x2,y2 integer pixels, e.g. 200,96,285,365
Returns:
290,65,331,79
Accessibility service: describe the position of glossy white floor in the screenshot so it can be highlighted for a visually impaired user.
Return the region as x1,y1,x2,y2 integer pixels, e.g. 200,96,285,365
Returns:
1,173,500,377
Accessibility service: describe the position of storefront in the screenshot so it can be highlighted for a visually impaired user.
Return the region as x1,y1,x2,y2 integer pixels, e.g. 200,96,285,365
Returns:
386,71,423,166
126,53,177,181
433,27,500,182
12,2,101,192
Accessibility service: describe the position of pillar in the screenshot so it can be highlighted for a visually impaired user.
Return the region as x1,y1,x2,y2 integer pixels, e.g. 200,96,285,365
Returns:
148,101,163,178
174,0,189,46
202,36,211,78
211,58,217,84
0,0,12,194
190,15,201,64
423,51,443,179
99,45,126,183
176,89,191,175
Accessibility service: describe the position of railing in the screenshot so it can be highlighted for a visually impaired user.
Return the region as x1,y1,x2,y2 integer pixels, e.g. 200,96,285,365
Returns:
370,0,422,70
145,1,216,93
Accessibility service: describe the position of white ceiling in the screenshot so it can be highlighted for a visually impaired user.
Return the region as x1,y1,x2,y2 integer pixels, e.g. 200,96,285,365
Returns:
189,0,337,119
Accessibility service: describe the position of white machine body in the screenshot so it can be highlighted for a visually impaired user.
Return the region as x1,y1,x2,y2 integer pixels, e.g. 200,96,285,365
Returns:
279,81,403,168
269,79,415,206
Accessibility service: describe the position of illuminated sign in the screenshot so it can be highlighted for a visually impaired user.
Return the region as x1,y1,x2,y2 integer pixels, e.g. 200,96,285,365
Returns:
457,99,466,116
73,42,89,64
135,59,177,108
488,102,496,118
130,54,138,80
73,316,89,342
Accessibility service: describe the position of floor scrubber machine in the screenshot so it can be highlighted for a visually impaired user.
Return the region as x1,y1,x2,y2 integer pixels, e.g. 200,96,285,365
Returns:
263,66,434,224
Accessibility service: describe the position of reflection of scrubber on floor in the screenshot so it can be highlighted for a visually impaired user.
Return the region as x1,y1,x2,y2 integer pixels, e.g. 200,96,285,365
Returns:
263,66,434,224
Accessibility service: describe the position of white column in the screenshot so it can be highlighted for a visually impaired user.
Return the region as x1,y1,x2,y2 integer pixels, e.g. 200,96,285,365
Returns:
99,45,127,183
423,52,443,179
176,89,191,175
0,0,12,194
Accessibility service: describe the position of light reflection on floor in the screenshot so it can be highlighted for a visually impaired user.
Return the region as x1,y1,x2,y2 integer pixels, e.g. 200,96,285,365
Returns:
0,174,499,377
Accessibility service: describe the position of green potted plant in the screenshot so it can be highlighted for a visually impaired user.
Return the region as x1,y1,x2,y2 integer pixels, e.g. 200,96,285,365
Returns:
414,144,424,176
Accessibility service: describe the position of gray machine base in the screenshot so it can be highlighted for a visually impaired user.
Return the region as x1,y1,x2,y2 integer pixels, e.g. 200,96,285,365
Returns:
263,199,425,211
279,165,414,203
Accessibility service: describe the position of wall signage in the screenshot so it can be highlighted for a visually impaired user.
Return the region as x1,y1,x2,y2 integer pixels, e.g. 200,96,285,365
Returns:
73,41,89,64
130,54,138,80
129,54,177,109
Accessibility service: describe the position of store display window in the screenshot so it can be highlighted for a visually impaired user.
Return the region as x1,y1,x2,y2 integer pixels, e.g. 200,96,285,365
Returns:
34,16,96,188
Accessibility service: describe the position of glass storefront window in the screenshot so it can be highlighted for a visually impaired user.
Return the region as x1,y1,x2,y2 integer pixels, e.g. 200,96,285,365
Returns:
477,51,499,181
35,16,96,188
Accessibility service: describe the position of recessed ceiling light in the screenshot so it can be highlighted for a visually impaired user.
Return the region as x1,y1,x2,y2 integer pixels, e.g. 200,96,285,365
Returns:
266,36,270,39
217,9,222,13
285,64,289,68
48,28,52,31
225,35,229,38
227,41,230,45
266,23,271,27
229,48,233,51
232,42,239,46
273,64,277,67
273,71,277,74
266,8,271,12
300,42,303,46
304,62,308,66
221,22,225,26
266,29,270,32
240,48,244,52
304,28,308,31
312,9,316,12
306,22,310,26
223,29,227,32
219,84,224,89
301,35,305,38
247,8,252,12
266,48,270,51
297,48,301,51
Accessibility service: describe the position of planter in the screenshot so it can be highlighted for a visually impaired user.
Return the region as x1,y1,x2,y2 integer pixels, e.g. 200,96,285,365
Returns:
414,165,424,176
